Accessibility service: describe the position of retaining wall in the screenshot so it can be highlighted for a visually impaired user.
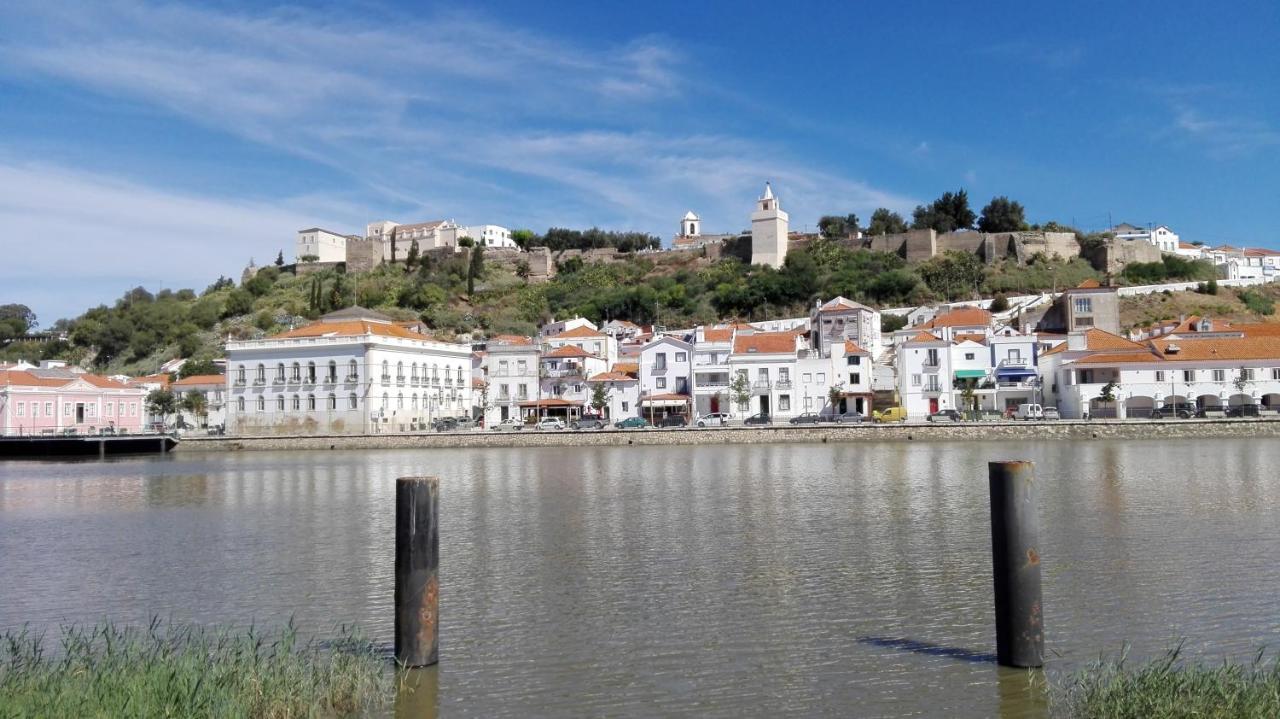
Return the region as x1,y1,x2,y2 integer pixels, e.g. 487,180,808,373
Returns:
176,418,1280,452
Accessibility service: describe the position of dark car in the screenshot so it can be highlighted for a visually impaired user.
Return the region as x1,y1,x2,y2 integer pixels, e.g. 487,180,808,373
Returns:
743,412,772,426
1152,403,1195,419
572,414,607,430
433,417,458,432
788,413,821,425
659,414,689,427
614,416,651,429
927,409,963,422
1226,404,1261,418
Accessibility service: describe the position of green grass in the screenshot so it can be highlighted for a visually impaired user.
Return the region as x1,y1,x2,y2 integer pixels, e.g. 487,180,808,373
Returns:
1054,644,1280,718
0,619,390,718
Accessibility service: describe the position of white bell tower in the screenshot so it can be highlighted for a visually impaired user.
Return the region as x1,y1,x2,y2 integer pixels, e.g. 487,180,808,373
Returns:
681,211,700,237
750,182,789,268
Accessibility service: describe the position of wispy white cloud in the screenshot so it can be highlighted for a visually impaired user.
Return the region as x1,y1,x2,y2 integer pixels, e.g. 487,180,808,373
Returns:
0,1,917,320
1167,106,1280,158
0,161,358,320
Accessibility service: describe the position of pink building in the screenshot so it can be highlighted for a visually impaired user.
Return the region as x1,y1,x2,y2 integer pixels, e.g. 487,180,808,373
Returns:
1,367,148,436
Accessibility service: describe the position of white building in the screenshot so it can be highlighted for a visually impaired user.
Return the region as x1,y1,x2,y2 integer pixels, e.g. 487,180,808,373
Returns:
1045,320,1280,418
750,183,789,268
638,336,694,420
462,225,516,248
587,369,640,420
295,228,351,263
691,326,736,417
225,307,472,435
1111,223,1180,254
366,219,464,262
171,374,227,430
480,335,540,426
728,330,803,418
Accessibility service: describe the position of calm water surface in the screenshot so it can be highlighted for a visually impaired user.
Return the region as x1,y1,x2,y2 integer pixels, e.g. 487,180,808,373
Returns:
2,440,1279,717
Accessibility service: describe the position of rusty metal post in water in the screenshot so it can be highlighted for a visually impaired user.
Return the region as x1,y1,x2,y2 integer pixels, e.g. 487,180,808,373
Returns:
395,476,439,666
988,461,1044,668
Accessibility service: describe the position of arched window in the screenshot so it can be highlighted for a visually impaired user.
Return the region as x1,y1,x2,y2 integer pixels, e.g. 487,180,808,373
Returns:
381,360,389,383
292,395,301,410
307,362,316,383
256,396,265,412
276,363,285,382
327,393,336,410
277,397,285,412
411,363,418,380
307,394,316,410
348,393,358,410
348,359,358,381
292,362,301,381
411,394,419,410
237,396,245,412
382,393,389,409
432,363,439,379
327,361,337,382
397,362,404,381
397,393,404,409
255,364,265,383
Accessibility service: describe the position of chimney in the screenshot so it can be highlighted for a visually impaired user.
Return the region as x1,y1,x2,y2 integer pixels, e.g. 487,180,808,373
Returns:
1066,331,1088,351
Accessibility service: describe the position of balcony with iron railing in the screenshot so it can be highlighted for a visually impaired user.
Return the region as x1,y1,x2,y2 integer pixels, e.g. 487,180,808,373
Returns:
998,358,1028,369
752,380,772,393
396,376,406,386
695,373,730,389
775,380,793,390
650,364,668,375
381,374,391,385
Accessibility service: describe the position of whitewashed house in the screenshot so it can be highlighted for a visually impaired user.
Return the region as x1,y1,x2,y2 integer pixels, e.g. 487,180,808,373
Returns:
480,335,540,426
225,308,472,435
728,331,803,419
638,336,694,420
691,326,735,417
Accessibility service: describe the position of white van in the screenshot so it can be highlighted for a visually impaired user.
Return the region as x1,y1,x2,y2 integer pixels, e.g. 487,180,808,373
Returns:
1013,403,1044,420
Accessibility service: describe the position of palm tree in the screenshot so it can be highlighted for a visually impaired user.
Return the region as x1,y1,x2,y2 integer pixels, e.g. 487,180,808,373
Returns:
181,390,208,428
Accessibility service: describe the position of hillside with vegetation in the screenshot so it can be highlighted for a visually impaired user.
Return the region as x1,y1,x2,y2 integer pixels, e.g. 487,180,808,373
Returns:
0,213,1232,376
1119,281,1280,333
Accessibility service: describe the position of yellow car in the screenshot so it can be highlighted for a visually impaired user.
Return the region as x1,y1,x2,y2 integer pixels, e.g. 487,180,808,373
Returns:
873,407,907,423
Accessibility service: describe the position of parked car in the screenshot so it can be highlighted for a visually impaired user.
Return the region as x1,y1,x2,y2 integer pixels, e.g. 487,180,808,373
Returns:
743,412,772,425
1152,403,1195,419
788,413,821,425
536,418,566,430
927,409,963,422
491,418,523,431
873,407,907,423
823,411,865,424
1226,404,1261,418
572,414,607,430
659,414,689,427
614,416,651,429
1041,407,1060,421
1013,403,1044,421
452,416,477,430
695,412,731,427
433,417,458,432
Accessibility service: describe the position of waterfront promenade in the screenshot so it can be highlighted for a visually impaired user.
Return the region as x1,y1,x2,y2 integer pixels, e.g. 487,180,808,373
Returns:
176,416,1280,452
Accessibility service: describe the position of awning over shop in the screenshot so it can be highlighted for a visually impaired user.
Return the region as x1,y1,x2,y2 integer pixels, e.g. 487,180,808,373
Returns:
517,399,582,408
954,369,987,380
640,393,690,407
995,367,1037,378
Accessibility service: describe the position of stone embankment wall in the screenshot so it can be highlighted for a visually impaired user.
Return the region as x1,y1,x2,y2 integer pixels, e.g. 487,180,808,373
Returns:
177,418,1280,453
859,230,1079,265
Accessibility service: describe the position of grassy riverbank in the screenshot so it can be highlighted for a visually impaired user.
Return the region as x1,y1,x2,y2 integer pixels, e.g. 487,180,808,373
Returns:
1055,646,1280,718
0,620,389,718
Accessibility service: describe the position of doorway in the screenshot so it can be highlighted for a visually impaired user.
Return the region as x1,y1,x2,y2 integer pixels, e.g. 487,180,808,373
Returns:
928,398,939,414
75,403,85,424
760,396,771,416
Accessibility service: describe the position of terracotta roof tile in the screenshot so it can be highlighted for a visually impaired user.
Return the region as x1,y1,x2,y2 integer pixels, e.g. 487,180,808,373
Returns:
555,325,605,339
588,371,636,382
953,333,988,344
1151,336,1280,361
732,331,797,355
172,374,225,387
273,320,427,341
844,340,869,354
916,307,993,330
904,331,944,344
544,345,594,359
702,327,734,342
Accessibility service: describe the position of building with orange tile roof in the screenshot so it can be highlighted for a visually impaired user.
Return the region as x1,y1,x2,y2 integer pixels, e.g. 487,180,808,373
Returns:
224,307,473,435
2,363,148,436
170,374,227,430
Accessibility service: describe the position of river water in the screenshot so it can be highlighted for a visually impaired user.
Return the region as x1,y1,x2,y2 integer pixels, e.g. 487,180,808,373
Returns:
2,440,1278,717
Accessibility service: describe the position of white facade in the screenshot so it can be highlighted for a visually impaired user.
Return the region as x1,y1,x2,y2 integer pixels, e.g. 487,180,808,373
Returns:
462,225,516,248
295,228,349,263
366,219,463,262
225,311,472,435
810,297,882,360
1112,224,1180,254
638,337,693,413
750,183,789,268
586,372,639,420
728,331,802,419
681,211,700,238
481,339,540,426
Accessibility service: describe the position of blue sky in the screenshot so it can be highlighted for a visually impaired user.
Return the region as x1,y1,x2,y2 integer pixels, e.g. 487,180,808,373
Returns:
2,1,1278,323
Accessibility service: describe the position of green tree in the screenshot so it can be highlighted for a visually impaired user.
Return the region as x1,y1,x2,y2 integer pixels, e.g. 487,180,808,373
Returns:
867,208,908,235
274,250,284,267
467,245,485,297
405,239,420,271
180,390,208,428
918,250,985,300
730,372,751,417
0,304,37,339
1097,380,1119,418
977,196,1028,233
912,189,976,233
224,288,254,318
590,382,611,416
1233,367,1252,394
990,293,1010,313
457,236,475,248
827,383,844,415
818,214,860,239
511,229,537,249
179,359,220,378
147,388,177,426
515,259,532,281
